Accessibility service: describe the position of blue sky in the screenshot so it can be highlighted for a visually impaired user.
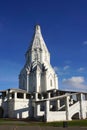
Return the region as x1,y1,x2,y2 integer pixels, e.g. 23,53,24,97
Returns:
0,0,87,92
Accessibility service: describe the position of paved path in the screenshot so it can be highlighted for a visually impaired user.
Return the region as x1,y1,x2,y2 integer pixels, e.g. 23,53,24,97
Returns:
0,126,87,130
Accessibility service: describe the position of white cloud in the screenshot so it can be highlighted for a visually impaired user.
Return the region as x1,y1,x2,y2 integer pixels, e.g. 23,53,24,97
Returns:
54,65,70,76
62,76,87,89
63,76,84,84
54,66,59,72
77,67,85,72
83,41,87,45
63,65,70,70
58,71,68,76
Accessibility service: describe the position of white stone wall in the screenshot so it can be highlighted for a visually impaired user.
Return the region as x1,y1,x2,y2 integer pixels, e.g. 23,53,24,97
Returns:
0,89,87,121
13,99,29,119
0,96,29,119
46,111,66,122
34,103,44,117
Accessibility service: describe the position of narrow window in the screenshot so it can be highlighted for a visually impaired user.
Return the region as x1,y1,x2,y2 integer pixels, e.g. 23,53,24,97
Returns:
50,80,52,87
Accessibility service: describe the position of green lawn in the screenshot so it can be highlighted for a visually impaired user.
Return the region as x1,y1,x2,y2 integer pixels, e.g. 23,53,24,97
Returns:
0,119,87,127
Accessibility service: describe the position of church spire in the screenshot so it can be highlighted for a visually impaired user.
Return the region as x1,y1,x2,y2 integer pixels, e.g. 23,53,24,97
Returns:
26,25,50,65
19,25,58,92
35,25,41,34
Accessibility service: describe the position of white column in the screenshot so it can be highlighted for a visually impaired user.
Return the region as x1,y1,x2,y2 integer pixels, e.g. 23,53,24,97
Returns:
36,71,38,92
48,92,51,98
79,93,85,119
65,96,70,120
35,93,38,101
36,70,41,93
14,92,17,99
26,73,29,92
24,93,26,99
26,66,30,92
44,100,50,122
34,102,40,118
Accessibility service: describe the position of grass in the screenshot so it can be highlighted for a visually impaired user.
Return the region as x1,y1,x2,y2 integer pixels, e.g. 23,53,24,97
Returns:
0,118,87,127
68,120,87,127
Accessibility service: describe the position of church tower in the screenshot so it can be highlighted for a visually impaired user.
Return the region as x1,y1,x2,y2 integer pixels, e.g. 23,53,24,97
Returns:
19,25,58,93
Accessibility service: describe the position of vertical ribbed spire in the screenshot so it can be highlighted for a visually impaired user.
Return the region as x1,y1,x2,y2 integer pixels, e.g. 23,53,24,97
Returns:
35,25,41,33
26,24,50,64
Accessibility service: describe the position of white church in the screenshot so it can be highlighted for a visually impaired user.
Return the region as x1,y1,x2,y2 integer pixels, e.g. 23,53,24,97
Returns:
0,25,87,122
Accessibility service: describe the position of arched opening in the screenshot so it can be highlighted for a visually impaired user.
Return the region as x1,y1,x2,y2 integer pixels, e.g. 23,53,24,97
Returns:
0,107,4,118
72,112,79,120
